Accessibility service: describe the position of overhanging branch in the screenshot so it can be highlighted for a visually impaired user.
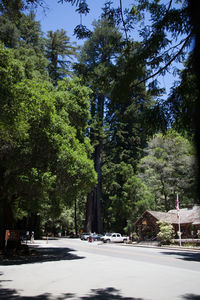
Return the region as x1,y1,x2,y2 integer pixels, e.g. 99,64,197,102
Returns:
134,33,192,88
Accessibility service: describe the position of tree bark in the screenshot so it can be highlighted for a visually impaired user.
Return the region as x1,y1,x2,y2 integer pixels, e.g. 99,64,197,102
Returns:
85,190,94,232
85,94,104,233
74,197,78,236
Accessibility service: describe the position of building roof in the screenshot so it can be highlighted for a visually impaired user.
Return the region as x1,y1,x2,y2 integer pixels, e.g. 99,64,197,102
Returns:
135,205,200,226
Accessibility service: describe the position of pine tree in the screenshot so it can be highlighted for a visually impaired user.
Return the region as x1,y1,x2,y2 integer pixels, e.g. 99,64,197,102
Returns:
45,29,77,84
101,44,157,232
75,17,123,233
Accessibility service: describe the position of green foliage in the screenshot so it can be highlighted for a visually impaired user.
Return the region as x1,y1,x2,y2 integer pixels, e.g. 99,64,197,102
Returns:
138,130,197,211
45,29,77,84
41,201,86,236
75,18,122,78
0,43,96,246
166,56,197,137
0,14,20,47
74,24,91,39
0,0,197,239
14,46,48,80
0,43,26,142
157,220,175,245
132,232,139,241
134,0,191,69
75,16,159,233
102,161,154,233
17,10,43,49
74,17,124,233
0,9,44,50
56,77,91,138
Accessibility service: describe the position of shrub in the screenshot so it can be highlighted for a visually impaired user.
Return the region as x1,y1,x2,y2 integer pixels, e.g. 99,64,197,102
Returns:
157,220,175,245
132,232,139,241
197,230,200,239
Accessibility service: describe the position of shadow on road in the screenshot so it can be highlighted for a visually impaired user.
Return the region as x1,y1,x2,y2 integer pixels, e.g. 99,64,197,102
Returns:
160,251,200,262
0,246,85,266
182,294,200,300
0,287,145,300
0,289,74,299
80,288,144,299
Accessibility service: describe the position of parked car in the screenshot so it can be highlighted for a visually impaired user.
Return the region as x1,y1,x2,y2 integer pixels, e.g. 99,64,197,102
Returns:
80,233,91,240
87,233,103,242
101,232,129,243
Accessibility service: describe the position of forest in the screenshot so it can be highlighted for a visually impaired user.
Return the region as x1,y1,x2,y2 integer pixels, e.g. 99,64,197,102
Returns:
0,0,199,248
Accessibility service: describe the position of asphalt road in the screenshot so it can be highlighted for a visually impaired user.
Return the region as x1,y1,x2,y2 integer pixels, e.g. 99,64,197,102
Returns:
0,238,200,300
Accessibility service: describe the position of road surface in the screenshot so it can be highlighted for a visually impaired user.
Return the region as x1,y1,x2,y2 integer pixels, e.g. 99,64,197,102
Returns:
0,238,200,300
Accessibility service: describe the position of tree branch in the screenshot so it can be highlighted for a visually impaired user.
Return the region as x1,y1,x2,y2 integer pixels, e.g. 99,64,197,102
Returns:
148,37,190,65
134,33,192,88
58,0,81,6
166,0,173,14
119,0,128,43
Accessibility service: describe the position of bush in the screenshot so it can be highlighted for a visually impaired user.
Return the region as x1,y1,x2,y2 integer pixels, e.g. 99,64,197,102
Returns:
132,232,139,241
157,220,175,245
197,230,200,239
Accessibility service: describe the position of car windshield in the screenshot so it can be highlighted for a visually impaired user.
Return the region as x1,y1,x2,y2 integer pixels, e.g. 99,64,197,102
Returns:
105,233,111,236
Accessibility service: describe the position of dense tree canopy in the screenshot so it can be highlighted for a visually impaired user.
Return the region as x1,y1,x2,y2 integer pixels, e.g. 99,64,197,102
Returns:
75,17,124,233
0,0,199,245
165,56,197,137
138,131,197,211
0,41,96,247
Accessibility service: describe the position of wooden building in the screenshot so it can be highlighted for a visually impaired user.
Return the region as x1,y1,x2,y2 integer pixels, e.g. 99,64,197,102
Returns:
134,205,200,241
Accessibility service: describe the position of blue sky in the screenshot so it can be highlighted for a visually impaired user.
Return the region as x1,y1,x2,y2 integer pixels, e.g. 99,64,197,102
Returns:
36,1,182,98
36,0,134,43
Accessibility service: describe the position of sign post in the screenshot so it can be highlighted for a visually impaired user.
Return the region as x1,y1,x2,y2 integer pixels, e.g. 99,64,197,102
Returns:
176,193,182,246
5,230,10,248
5,230,20,248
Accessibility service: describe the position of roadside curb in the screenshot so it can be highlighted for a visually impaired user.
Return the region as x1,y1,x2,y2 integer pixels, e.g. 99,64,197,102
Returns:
123,243,200,252
28,239,200,253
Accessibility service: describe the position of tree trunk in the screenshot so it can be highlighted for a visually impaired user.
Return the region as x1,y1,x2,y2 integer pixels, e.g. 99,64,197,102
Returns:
85,191,94,232
164,194,169,212
74,197,78,236
85,94,104,233
93,141,103,233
